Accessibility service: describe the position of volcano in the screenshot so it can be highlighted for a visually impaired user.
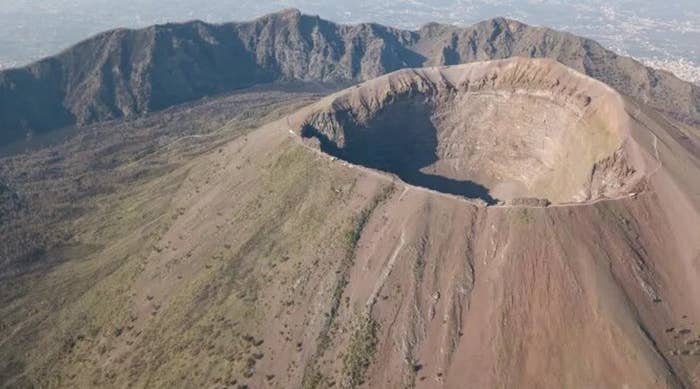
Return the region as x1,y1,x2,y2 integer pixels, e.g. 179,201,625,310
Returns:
2,12,700,389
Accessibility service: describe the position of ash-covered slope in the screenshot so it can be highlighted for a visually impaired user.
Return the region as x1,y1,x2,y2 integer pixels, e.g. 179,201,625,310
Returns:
1,9,699,146
292,58,647,205
2,58,700,388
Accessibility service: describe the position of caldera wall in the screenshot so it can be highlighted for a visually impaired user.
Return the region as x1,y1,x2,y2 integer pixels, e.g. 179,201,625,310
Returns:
292,58,647,205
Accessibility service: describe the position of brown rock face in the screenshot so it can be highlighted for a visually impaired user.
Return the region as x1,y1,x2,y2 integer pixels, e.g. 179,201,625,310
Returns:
293,58,647,204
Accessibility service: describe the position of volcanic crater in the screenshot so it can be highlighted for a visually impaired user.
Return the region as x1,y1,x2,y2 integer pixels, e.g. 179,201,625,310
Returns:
292,58,646,205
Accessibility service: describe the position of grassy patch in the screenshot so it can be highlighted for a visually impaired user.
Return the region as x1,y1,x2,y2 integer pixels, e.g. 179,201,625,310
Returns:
513,208,534,224
345,184,395,248
342,314,378,388
301,368,326,389
322,183,395,347
302,183,394,388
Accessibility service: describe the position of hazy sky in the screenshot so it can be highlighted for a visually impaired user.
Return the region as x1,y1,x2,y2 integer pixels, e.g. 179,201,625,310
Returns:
1,0,699,82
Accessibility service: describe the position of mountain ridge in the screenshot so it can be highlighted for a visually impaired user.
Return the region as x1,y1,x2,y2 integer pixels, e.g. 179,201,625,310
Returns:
1,8,699,147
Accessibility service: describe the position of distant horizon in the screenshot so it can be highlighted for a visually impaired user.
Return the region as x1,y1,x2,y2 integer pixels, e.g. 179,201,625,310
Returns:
1,1,699,83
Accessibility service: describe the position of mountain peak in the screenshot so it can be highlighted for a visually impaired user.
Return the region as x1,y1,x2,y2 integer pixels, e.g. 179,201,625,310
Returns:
258,7,303,21
0,9,697,148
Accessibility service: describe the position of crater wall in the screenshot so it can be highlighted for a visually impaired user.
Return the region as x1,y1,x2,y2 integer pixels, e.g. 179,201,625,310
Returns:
292,58,647,204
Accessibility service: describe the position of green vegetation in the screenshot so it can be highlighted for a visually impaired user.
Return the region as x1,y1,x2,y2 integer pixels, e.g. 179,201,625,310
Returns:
342,314,379,388
345,184,395,248
302,368,326,389
0,89,330,387
327,183,395,342
302,182,395,388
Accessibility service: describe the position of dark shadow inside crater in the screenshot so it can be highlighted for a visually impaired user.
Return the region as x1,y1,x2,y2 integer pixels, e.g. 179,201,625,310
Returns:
301,99,497,205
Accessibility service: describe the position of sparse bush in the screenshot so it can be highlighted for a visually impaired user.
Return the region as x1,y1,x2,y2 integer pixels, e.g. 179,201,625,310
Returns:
342,314,378,388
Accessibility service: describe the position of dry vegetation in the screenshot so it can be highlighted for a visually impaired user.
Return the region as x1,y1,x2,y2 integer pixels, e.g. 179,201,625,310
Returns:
0,86,321,277
0,85,326,387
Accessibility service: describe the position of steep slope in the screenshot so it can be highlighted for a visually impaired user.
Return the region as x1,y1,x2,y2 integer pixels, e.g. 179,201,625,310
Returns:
2,59,700,388
0,83,325,277
1,9,699,146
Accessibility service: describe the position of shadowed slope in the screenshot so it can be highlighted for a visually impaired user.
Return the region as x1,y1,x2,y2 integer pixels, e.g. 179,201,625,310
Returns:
1,9,699,146
300,99,496,204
